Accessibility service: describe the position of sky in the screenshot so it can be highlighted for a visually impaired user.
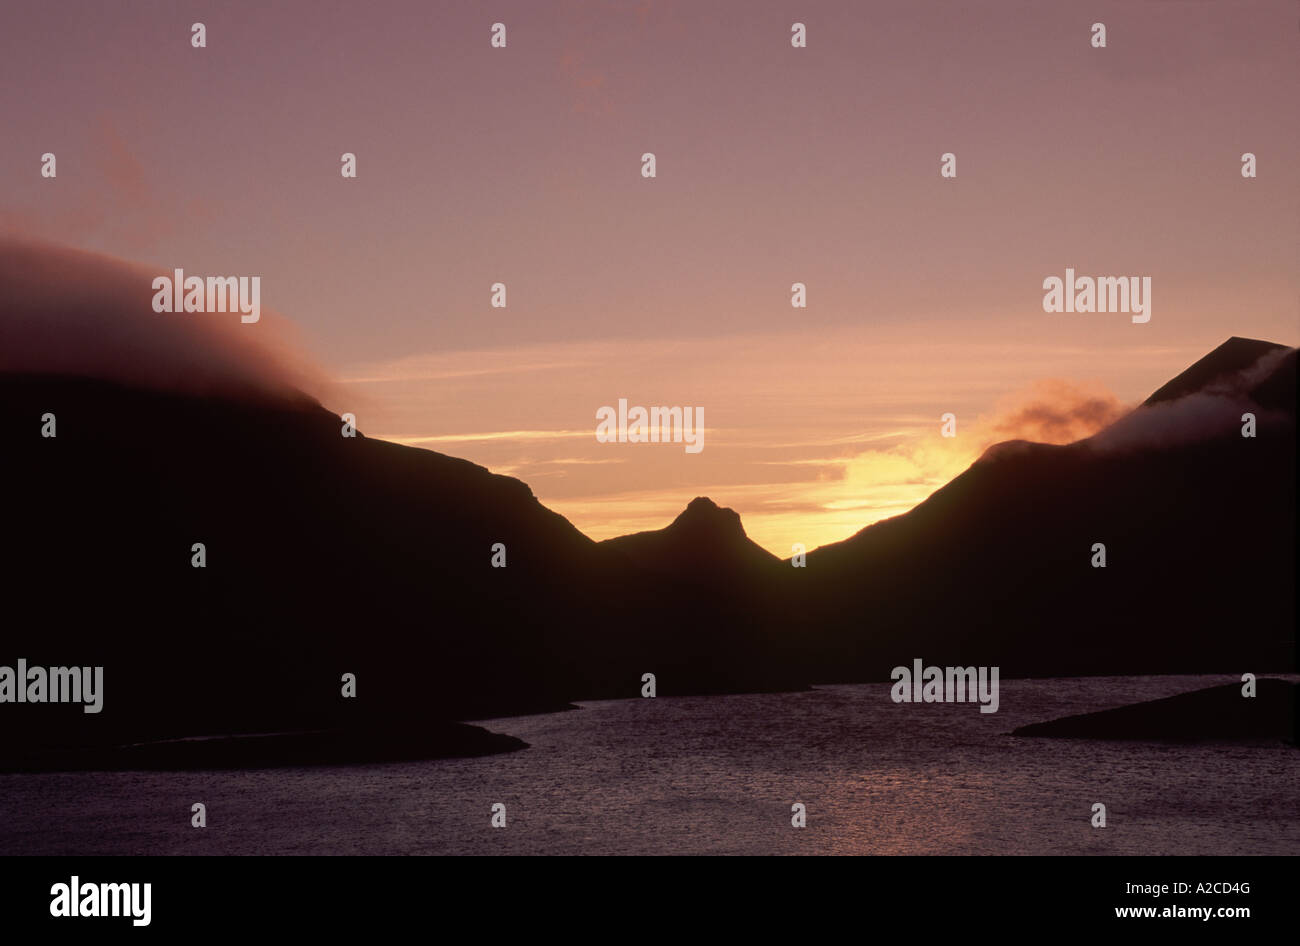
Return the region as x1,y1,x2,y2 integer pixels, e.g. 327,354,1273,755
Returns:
2,0,1297,554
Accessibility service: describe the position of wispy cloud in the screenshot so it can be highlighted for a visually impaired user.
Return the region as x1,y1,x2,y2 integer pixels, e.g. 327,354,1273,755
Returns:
989,380,1128,444
1,116,214,253
383,429,594,446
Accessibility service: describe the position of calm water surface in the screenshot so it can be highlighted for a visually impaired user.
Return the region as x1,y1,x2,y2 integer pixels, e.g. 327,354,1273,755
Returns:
1,675,1296,855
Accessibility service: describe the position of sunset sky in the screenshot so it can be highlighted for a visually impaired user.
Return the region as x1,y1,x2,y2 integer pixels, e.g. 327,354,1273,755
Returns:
3,0,1297,554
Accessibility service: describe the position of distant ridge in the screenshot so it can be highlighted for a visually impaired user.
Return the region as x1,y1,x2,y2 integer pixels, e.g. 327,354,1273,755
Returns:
600,496,780,573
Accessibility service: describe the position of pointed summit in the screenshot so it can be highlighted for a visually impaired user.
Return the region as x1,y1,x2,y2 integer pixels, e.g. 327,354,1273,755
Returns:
669,496,746,537
600,497,779,572
1143,337,1288,406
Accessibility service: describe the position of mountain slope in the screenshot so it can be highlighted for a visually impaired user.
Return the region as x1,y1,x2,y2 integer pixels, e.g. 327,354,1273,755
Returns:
1143,336,1288,406
0,375,613,749
795,340,1296,680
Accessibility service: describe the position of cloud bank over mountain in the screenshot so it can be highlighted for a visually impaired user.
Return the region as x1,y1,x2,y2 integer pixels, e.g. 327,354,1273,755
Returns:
0,238,329,406
1088,341,1294,453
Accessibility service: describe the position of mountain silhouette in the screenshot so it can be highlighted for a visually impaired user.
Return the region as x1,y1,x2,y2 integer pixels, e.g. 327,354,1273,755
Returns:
597,497,797,697
0,374,608,755
0,375,801,763
794,338,1295,680
1,337,1294,765
601,497,780,574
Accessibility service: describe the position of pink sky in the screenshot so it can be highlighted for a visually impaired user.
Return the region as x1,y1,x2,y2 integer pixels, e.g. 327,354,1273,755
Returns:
3,0,1296,553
